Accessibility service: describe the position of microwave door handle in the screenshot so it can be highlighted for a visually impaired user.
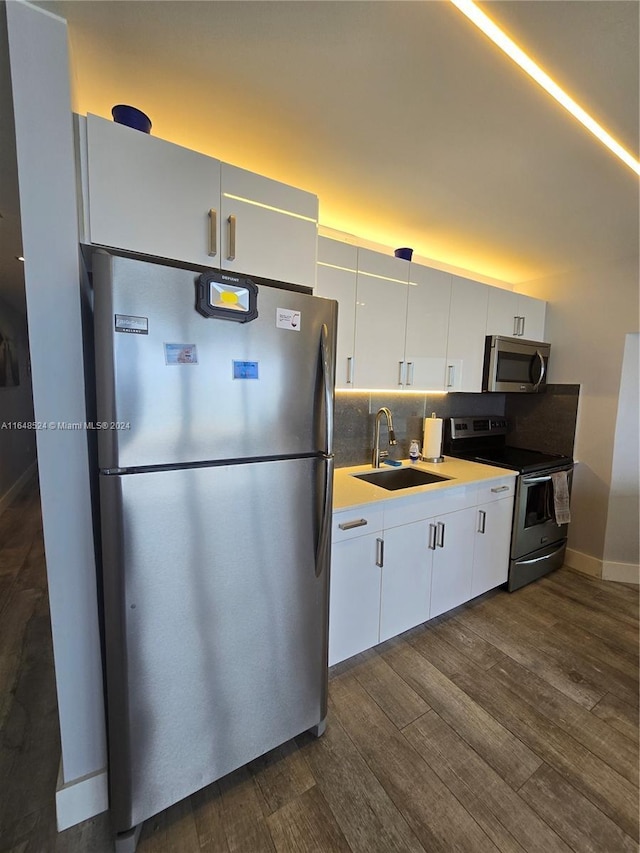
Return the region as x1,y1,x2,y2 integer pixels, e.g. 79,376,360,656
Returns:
532,349,546,390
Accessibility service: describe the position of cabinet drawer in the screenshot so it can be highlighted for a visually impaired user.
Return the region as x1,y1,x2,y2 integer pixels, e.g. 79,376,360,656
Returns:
476,478,516,504
332,505,384,543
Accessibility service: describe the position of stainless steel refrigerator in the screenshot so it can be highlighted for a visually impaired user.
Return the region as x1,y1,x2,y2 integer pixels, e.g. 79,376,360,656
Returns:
92,251,336,847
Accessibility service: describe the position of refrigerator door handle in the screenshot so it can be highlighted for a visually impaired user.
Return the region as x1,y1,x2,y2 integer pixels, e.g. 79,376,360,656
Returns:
320,323,334,456
315,455,334,577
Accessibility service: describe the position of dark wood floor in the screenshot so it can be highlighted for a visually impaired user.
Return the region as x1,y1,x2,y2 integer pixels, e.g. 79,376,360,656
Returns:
1,479,638,852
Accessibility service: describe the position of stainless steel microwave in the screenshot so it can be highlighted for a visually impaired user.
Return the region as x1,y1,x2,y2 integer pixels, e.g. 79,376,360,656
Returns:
483,335,549,393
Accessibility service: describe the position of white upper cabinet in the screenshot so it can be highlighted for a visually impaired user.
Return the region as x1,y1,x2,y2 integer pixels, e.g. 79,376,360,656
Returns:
405,265,452,391
220,163,318,287
82,114,318,287
315,237,357,389
353,248,410,389
445,276,490,392
85,114,221,267
486,288,547,341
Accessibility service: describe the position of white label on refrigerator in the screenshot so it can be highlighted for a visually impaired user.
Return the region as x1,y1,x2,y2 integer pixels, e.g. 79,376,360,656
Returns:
115,314,148,335
276,308,301,331
164,343,198,365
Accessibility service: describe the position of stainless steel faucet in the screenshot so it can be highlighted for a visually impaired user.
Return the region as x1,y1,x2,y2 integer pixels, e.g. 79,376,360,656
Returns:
372,407,397,467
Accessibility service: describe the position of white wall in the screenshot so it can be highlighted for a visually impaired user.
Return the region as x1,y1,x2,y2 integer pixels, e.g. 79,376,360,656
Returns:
0,294,37,511
518,254,639,570
6,0,107,824
603,333,639,579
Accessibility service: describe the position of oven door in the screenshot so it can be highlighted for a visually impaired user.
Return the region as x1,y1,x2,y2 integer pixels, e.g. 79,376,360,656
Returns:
484,336,549,393
511,466,573,559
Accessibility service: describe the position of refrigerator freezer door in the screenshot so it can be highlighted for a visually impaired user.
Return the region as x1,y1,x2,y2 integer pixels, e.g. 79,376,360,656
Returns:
93,253,337,470
101,457,330,832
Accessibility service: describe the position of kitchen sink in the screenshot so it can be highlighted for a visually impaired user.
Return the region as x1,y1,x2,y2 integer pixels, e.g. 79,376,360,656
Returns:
353,467,452,491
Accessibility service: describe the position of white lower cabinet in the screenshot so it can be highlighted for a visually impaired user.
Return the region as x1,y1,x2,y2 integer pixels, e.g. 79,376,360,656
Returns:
329,477,515,666
379,520,432,643
429,507,477,618
471,498,514,597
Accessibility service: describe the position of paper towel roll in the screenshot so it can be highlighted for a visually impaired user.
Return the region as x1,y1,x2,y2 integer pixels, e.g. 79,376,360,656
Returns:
422,417,443,460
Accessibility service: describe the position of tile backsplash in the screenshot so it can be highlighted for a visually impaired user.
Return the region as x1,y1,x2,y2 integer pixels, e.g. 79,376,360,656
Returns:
334,385,580,467
334,391,506,467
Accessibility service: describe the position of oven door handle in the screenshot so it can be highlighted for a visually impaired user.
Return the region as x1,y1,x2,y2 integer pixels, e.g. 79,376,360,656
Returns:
522,475,552,484
516,543,566,565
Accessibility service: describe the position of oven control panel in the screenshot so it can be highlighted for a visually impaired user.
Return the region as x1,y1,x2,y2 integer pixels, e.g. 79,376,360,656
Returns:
448,416,507,440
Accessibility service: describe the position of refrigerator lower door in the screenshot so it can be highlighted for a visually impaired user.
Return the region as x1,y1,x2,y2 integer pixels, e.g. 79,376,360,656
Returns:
100,457,330,832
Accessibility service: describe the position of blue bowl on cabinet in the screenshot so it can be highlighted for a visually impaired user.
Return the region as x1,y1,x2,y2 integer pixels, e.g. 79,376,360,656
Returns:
111,105,152,134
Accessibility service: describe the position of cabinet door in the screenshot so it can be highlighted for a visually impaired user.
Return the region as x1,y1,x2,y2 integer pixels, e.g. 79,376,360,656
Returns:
445,276,489,392
518,295,546,341
404,266,452,391
379,521,432,642
220,164,318,287
486,288,520,337
316,238,357,388
430,507,476,618
329,535,382,666
353,249,409,389
86,114,221,266
471,498,513,598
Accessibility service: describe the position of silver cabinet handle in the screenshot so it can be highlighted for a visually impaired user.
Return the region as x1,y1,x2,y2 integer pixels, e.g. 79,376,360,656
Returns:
346,356,354,385
227,214,236,261
513,315,519,336
375,537,384,568
338,518,368,531
208,208,217,257
519,316,526,336
436,521,445,548
406,362,414,385
428,523,437,550
477,509,486,534
491,485,510,493
398,361,405,386
446,365,455,388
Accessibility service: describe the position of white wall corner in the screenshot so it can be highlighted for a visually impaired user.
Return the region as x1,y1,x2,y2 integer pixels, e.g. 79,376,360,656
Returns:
602,561,640,585
564,548,602,579
56,762,109,831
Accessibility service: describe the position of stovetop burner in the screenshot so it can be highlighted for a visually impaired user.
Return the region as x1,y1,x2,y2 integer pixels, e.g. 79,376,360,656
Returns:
443,415,573,474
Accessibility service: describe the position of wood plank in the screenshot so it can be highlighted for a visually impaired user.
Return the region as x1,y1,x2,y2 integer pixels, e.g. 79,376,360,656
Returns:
490,656,638,786
514,582,639,656
404,710,571,853
519,763,638,853
190,780,230,852
138,795,201,853
266,785,352,853
249,739,315,816
329,673,500,852
379,639,542,790
55,810,117,852
423,613,509,669
542,573,639,625
216,766,275,853
551,569,639,618
470,594,640,709
449,663,640,840
591,693,639,746
351,650,431,730
295,715,426,853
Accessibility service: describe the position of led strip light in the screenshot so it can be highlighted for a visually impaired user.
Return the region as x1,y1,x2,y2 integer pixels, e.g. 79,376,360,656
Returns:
450,0,640,176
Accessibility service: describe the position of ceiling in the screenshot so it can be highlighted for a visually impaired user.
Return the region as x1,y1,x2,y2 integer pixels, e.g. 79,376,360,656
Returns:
2,1,639,311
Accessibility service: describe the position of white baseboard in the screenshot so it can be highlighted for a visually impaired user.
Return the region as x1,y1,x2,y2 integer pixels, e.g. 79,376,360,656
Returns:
564,548,602,578
56,763,109,831
602,560,640,585
0,461,37,517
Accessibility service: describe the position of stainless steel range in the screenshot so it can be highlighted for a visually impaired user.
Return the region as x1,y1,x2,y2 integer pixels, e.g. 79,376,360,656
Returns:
444,416,574,591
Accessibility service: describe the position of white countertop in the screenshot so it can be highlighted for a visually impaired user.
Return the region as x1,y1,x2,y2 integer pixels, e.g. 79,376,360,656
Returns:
333,457,517,511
